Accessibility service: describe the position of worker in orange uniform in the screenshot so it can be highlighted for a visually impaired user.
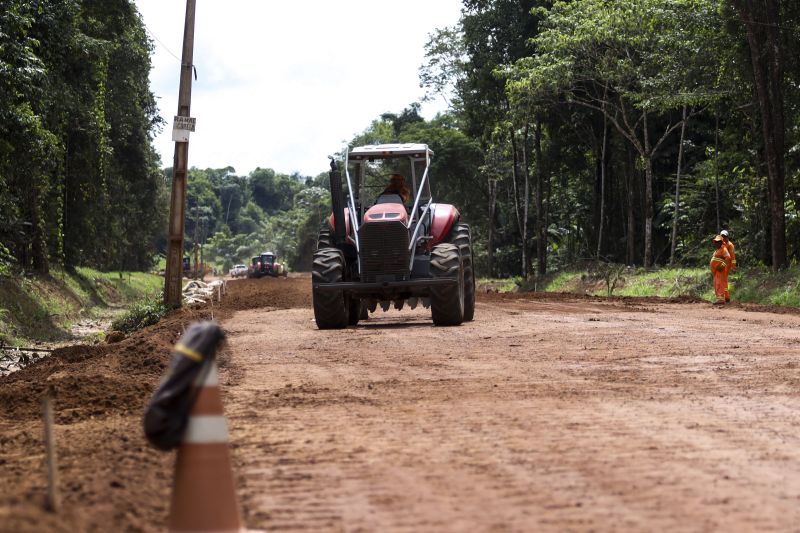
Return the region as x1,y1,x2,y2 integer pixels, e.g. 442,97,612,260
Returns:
710,235,731,305
720,229,736,302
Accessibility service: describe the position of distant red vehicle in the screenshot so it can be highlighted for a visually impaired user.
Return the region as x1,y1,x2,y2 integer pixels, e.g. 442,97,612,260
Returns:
248,252,287,278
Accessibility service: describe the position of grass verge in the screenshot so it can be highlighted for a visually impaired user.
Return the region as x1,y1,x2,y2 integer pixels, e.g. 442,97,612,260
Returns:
478,264,800,308
0,267,163,346
110,292,169,334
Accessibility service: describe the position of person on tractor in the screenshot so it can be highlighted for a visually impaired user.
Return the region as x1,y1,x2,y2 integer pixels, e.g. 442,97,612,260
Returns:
381,174,410,204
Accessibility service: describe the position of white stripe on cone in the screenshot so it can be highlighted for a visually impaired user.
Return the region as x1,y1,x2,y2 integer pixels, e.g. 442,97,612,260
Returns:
196,362,219,386
183,415,229,444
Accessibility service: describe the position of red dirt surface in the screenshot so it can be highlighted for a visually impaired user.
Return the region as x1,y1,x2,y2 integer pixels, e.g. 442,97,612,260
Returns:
1,274,800,531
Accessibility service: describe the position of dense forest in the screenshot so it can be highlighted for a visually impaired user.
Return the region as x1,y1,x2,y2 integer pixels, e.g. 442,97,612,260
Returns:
2,0,799,279
420,0,800,276
0,0,164,274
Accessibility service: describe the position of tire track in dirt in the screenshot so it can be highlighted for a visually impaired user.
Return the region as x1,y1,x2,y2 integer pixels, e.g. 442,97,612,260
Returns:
2,275,799,531
221,289,800,532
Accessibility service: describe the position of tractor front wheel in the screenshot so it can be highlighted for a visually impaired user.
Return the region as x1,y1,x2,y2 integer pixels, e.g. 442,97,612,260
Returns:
348,298,365,326
429,243,464,326
449,223,475,321
312,248,349,329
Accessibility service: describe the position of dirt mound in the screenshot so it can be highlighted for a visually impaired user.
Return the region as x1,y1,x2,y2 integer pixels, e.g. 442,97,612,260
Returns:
219,275,311,311
0,305,224,422
0,275,310,426
734,301,800,316
0,274,315,532
0,416,173,533
0,310,199,424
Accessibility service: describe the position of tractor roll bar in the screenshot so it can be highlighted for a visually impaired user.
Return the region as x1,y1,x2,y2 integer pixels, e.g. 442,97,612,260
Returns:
406,150,432,270
407,150,431,230
342,147,361,255
407,198,433,270
408,199,433,252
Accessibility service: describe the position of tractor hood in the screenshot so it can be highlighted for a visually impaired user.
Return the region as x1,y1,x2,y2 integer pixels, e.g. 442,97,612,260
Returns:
363,203,409,224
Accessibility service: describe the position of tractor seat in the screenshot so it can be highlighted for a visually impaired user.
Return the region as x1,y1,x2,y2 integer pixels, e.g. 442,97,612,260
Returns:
375,193,405,205
375,193,411,215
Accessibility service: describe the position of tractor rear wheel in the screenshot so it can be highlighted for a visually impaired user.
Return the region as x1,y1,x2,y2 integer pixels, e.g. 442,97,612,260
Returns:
317,228,332,250
450,223,475,321
312,247,349,329
429,243,464,326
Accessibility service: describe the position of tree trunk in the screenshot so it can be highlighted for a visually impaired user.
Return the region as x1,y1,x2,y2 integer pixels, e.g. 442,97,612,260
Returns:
487,177,498,277
509,129,525,278
642,110,654,268
626,144,636,265
534,120,546,276
670,105,688,265
521,124,531,279
579,90,687,267
733,0,787,269
596,113,608,259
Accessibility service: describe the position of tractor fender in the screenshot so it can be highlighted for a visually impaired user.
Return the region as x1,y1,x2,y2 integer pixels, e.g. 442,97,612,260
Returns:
328,209,352,239
430,203,460,247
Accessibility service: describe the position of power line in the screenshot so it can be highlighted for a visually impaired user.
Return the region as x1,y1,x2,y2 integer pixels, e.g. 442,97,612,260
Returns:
142,22,182,63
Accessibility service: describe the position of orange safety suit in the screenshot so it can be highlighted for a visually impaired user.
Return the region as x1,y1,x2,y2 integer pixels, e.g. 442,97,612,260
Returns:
710,245,731,304
723,238,736,302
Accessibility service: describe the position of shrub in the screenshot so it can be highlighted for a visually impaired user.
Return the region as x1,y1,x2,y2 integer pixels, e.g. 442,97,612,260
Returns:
111,292,169,333
0,244,14,277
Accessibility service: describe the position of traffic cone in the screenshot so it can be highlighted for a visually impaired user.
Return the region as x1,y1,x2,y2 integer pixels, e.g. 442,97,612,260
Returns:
168,359,243,532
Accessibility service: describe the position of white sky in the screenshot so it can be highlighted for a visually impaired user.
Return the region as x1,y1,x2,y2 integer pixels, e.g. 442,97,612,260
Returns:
133,0,462,177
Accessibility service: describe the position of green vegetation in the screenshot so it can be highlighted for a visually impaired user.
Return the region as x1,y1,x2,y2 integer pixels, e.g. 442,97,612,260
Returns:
1,1,165,274
110,292,169,334
65,267,163,302
482,265,800,309
541,272,581,293
182,167,329,274
733,267,800,307
418,0,800,277
0,267,162,346
2,0,799,309
478,278,523,293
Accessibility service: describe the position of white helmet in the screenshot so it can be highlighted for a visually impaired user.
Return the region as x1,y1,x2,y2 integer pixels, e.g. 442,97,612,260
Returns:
720,229,729,237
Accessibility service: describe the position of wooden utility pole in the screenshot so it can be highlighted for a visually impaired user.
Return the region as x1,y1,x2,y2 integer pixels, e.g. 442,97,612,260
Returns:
164,0,197,307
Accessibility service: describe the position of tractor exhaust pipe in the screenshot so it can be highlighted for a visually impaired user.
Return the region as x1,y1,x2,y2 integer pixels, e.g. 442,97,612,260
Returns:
329,156,346,246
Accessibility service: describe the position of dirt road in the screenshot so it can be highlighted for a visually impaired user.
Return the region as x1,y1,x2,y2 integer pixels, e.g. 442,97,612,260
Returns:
2,275,800,531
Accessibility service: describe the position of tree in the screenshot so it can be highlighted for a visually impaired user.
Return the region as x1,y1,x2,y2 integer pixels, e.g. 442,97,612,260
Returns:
510,0,723,267
0,0,165,272
730,0,788,269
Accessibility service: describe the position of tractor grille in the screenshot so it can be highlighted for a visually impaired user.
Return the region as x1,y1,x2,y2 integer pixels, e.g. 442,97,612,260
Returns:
359,220,410,282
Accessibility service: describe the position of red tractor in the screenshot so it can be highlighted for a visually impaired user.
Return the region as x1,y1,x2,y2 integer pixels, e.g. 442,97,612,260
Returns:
248,252,287,278
312,143,475,328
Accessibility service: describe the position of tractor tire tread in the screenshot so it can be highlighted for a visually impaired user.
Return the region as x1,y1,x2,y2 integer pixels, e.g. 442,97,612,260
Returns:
429,243,464,326
312,247,349,329
449,224,475,321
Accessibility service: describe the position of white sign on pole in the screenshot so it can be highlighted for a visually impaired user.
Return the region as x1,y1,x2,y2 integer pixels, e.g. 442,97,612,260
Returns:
172,116,196,142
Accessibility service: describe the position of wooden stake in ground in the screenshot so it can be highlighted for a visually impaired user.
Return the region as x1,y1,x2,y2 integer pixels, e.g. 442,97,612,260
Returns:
42,395,60,513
